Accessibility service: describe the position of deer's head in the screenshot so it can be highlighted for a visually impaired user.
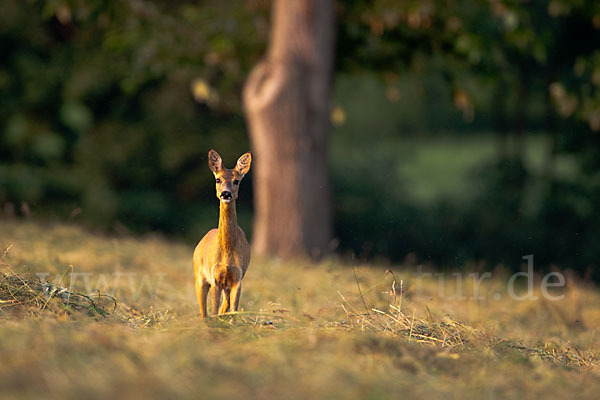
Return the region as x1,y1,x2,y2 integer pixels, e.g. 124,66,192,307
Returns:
208,149,252,204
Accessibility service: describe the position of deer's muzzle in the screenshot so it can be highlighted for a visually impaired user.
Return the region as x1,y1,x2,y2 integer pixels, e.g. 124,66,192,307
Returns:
220,191,232,203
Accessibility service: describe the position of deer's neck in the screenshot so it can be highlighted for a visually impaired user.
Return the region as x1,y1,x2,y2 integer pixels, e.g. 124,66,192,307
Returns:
217,201,238,253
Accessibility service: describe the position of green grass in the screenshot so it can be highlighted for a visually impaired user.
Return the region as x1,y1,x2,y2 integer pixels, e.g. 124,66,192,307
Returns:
1,220,599,399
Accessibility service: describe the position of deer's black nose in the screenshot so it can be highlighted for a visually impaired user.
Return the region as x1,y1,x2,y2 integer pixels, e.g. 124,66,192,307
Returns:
220,191,232,200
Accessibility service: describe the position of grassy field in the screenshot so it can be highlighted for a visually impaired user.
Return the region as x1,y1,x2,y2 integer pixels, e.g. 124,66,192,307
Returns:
1,220,599,399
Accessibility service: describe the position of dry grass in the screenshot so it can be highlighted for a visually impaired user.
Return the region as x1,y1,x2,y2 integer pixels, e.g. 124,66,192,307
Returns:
0,219,599,399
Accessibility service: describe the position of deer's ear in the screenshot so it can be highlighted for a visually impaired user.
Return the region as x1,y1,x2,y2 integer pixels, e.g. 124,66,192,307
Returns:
235,152,252,175
208,149,222,174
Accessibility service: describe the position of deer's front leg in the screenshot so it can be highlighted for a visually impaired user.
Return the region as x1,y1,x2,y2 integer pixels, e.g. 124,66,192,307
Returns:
219,288,231,314
230,281,242,312
211,284,223,317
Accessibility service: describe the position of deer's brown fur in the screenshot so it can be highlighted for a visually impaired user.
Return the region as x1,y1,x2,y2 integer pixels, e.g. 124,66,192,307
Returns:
193,149,251,318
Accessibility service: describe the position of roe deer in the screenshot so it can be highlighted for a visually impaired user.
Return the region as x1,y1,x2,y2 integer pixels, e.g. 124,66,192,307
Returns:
193,149,252,318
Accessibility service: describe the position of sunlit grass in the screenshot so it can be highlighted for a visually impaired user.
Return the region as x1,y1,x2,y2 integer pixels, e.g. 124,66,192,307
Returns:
1,220,599,399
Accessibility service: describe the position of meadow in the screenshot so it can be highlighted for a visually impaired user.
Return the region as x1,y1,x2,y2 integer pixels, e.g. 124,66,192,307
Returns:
1,219,599,399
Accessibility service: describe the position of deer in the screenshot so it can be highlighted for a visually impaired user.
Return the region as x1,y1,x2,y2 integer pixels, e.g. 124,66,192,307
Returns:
193,149,252,319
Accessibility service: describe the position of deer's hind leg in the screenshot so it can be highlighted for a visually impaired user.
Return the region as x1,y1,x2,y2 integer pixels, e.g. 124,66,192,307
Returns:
195,278,210,319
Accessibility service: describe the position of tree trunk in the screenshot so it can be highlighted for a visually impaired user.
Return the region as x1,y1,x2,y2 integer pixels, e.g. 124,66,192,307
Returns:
243,0,334,259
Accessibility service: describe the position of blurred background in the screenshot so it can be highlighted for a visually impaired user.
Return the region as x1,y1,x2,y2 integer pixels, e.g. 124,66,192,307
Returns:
1,0,599,278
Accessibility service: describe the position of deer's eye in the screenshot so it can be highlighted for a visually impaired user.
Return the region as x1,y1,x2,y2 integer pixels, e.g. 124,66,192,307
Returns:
215,178,221,184
233,180,240,185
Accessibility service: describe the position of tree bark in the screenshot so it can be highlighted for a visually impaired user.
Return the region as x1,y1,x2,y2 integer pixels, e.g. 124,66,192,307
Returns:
243,0,334,259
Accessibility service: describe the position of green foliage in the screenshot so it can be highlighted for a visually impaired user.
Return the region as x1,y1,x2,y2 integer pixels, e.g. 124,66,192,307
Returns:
0,0,267,237
332,73,599,275
2,0,600,274
337,0,600,129
331,0,600,273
